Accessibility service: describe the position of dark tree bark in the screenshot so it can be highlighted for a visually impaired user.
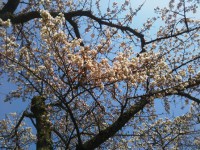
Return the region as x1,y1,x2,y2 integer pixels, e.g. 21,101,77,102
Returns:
79,98,149,150
0,0,20,14
31,96,53,150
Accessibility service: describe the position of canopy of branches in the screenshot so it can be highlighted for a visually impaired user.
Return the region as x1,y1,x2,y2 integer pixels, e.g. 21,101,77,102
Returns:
0,0,200,149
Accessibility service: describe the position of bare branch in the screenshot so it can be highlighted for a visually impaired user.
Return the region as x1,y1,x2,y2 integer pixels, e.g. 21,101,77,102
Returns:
176,91,200,104
146,26,200,45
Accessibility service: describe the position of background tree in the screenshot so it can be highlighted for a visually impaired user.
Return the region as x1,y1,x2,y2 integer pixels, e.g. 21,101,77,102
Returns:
0,0,200,149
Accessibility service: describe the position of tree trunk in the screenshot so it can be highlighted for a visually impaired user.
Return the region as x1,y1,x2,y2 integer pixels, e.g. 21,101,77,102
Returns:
31,96,53,150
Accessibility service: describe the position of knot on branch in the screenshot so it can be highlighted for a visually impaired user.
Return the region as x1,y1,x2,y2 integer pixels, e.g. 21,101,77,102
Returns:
31,96,46,115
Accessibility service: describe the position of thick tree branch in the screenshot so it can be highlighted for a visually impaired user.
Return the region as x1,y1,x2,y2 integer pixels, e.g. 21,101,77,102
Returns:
2,9,199,52
1,10,89,23
78,78,200,149
78,98,149,150
68,18,84,46
0,0,20,14
0,10,145,51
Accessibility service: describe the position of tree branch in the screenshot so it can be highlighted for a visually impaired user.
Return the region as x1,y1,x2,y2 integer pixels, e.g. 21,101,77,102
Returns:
10,111,26,138
67,18,84,46
170,55,200,73
59,102,83,148
78,98,149,150
53,128,68,147
0,10,145,51
175,91,200,104
0,0,20,14
78,78,200,149
146,26,200,45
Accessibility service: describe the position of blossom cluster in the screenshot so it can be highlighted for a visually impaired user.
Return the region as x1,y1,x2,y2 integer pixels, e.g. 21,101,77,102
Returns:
131,109,200,149
0,114,36,149
0,9,199,102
